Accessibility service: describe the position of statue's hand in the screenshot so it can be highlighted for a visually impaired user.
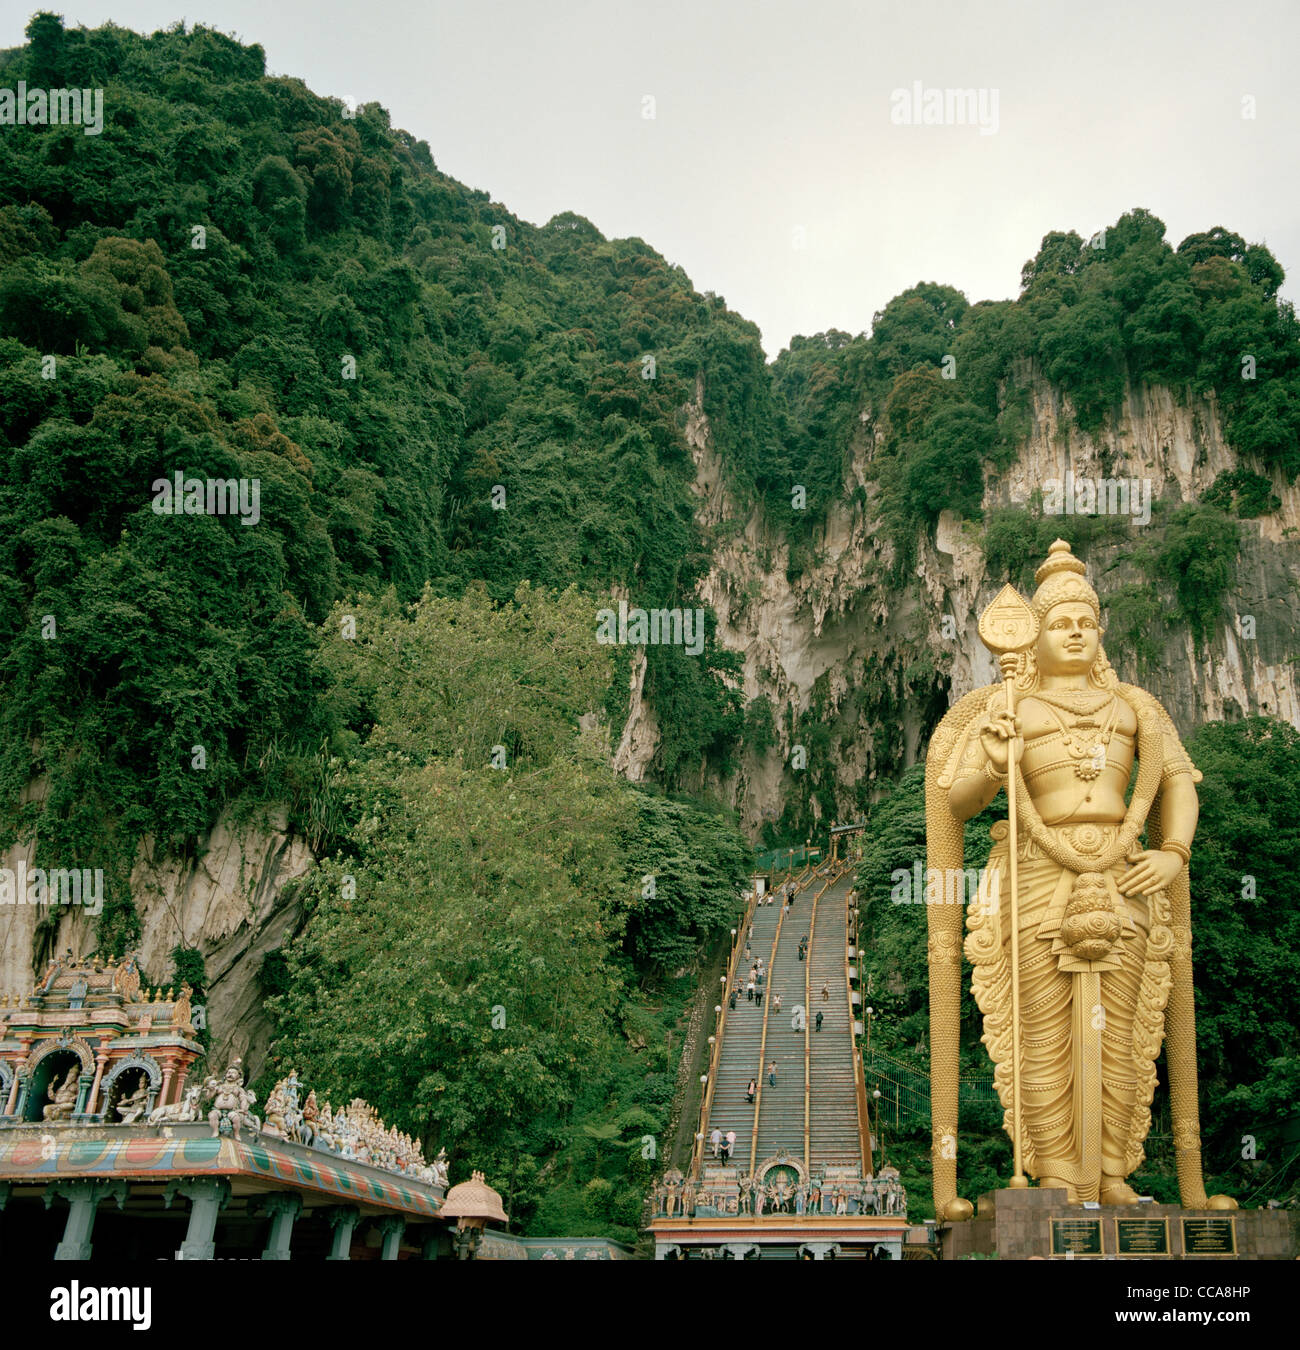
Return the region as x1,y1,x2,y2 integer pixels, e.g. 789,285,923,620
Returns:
1117,849,1183,897
977,710,1023,774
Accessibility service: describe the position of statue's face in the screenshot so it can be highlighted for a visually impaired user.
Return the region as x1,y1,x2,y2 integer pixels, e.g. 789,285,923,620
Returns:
1036,601,1101,676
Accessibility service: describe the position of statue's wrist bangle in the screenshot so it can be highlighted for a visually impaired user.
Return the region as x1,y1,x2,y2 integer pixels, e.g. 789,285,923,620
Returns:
1160,840,1190,863
983,760,1006,784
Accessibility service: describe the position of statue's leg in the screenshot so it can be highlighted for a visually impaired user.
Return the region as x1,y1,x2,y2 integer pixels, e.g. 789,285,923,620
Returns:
1017,918,1076,1192
1098,910,1151,1205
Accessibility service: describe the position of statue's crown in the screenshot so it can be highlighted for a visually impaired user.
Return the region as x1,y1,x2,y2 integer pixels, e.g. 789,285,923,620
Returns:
1031,539,1099,622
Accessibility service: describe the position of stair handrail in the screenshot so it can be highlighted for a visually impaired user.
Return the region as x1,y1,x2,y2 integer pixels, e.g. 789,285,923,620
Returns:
843,875,875,1176
802,868,820,1171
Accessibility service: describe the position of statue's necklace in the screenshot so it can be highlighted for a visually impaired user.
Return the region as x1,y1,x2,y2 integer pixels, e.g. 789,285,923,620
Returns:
1037,692,1120,781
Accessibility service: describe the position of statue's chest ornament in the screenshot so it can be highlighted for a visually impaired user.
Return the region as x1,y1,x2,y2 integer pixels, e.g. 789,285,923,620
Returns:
1036,693,1121,780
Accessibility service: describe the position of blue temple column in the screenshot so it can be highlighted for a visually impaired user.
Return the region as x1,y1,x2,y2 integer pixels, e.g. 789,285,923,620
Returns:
165,1178,231,1260
324,1206,361,1260
259,1192,303,1260
378,1215,405,1261
45,1179,128,1260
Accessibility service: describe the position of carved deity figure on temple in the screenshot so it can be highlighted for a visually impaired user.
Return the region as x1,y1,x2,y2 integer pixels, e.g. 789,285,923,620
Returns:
115,1077,150,1123
42,1066,79,1120
926,540,1235,1217
206,1061,259,1140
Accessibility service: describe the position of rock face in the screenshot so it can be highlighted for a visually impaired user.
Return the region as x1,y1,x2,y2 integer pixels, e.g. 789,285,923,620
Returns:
679,369,1300,836
0,808,312,1076
4,371,1295,1071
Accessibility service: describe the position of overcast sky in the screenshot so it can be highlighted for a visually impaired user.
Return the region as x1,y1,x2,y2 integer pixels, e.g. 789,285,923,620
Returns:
4,1,1296,356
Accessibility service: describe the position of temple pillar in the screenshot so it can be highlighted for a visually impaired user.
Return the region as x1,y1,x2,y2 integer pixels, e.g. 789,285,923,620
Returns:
45,1179,128,1260
173,1062,190,1103
5,1056,24,1115
378,1215,405,1260
259,1192,303,1260
165,1179,230,1260
798,1241,840,1260
86,1041,110,1116
324,1206,361,1260
0,1182,10,1212
420,1229,441,1260
159,1057,175,1107
8,1041,31,1116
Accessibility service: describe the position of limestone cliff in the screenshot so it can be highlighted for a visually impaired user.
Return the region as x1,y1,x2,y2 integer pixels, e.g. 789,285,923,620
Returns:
676,369,1300,837
0,806,311,1075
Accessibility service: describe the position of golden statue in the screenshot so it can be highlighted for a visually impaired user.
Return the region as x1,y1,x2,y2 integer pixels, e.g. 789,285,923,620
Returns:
925,540,1234,1217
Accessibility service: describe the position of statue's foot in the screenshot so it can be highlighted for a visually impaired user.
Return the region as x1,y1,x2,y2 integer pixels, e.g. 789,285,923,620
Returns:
1100,1176,1140,1205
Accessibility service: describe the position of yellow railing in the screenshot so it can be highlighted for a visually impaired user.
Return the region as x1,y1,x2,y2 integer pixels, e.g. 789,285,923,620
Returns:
803,881,814,1171
801,867,835,1168
686,861,820,1184
843,877,874,1175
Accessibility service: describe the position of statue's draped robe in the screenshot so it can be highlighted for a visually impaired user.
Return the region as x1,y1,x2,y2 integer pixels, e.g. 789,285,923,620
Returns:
926,680,1204,1206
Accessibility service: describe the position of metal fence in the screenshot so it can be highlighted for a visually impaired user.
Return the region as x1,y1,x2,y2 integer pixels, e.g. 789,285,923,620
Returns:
753,845,823,873
864,1049,998,1127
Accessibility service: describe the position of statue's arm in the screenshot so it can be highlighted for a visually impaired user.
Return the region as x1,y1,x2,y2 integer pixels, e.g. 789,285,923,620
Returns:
1159,772,1199,854
1119,694,1201,896
946,710,1014,821
948,758,1001,821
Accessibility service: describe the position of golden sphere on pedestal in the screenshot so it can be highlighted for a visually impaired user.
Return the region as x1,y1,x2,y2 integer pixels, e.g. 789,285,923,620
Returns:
943,1197,974,1222
1206,1194,1239,1211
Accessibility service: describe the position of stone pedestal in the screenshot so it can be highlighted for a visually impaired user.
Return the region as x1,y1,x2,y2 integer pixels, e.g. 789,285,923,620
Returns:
942,1187,1299,1260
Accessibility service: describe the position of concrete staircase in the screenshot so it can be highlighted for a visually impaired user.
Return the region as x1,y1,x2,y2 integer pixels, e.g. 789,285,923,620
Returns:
702,865,865,1177
807,870,862,1168
702,882,784,1175
753,873,816,1163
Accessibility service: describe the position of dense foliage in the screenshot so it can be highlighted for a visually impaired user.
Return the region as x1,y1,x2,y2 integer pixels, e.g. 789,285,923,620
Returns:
0,13,749,925
265,583,750,1236
764,217,1296,569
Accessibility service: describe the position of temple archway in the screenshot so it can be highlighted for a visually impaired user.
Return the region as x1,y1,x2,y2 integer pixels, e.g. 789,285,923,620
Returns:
102,1054,162,1121
23,1048,84,1121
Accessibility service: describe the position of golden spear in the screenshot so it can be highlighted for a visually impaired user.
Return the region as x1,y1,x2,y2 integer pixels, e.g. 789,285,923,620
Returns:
978,584,1040,1189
